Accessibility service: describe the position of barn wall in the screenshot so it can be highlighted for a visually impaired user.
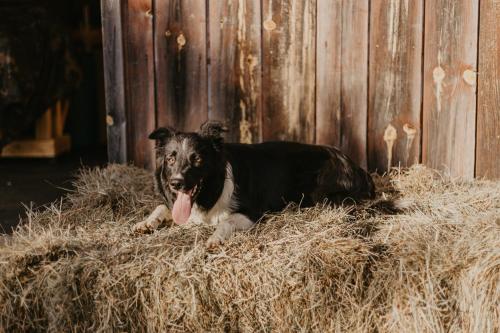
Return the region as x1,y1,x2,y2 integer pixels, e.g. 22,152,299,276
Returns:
101,0,500,179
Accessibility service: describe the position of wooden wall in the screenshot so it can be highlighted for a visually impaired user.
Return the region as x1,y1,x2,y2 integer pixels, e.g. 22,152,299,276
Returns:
101,0,500,179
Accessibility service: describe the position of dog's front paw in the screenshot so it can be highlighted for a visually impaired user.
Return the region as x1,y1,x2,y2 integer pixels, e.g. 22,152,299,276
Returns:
132,219,156,234
206,234,224,249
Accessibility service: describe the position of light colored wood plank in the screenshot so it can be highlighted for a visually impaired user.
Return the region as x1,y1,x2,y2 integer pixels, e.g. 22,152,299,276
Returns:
368,0,424,172
261,0,317,143
209,0,262,143
422,0,479,178
315,0,342,148
35,109,53,140
476,0,500,179
154,0,208,132
1,135,71,158
340,0,369,168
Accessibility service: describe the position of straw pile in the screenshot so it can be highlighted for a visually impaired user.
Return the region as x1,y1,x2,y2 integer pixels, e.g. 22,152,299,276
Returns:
0,164,498,332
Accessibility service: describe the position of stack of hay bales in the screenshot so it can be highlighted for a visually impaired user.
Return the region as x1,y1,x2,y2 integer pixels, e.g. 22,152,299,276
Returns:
0,165,498,332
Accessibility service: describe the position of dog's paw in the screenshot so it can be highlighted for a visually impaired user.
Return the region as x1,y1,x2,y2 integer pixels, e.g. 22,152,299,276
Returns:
206,235,224,249
132,220,156,234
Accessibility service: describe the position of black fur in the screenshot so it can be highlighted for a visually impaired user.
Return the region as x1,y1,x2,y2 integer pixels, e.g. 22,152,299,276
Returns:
150,121,375,222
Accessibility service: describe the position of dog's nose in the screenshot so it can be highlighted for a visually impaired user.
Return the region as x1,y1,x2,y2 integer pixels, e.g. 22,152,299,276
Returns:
170,177,184,190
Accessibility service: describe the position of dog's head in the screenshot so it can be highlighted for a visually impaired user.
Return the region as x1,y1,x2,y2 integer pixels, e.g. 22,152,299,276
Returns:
149,121,227,207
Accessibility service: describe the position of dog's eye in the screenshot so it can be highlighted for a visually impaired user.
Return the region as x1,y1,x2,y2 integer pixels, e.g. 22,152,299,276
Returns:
192,154,202,165
166,156,176,165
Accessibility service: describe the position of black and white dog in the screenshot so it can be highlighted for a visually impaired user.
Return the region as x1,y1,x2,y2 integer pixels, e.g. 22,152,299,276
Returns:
133,121,375,248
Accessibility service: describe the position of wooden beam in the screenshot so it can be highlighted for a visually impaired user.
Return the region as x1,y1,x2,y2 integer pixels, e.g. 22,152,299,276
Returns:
368,0,424,172
476,0,500,179
422,0,479,178
154,0,208,132
122,0,156,169
208,0,262,143
340,0,369,168
100,0,127,164
261,0,317,143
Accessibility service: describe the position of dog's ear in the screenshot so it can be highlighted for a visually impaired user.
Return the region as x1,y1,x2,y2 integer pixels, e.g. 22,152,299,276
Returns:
149,127,175,146
198,121,228,149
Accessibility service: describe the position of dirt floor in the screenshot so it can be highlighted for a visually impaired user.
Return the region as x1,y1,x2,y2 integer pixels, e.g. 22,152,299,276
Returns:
0,148,106,232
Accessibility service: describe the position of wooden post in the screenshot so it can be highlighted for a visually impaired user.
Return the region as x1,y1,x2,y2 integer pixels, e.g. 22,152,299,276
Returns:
121,0,156,169
100,0,127,164
154,0,208,132
368,0,424,172
476,0,500,179
261,0,317,143
422,0,479,179
208,0,262,143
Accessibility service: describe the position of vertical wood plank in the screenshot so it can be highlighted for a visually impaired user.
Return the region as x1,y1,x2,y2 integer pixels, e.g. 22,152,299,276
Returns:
340,0,369,168
154,0,208,132
209,0,262,143
368,0,424,172
100,0,127,163
422,0,479,178
262,0,317,143
476,0,500,179
121,0,156,169
315,0,342,148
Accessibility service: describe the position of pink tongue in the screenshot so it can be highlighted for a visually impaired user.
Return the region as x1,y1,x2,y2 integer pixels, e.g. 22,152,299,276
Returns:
172,192,192,225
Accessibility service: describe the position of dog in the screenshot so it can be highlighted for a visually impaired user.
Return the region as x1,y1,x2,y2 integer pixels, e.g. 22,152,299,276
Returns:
133,121,375,248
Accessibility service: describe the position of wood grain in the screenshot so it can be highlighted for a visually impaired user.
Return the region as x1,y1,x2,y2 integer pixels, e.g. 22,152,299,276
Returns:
121,0,156,169
208,0,262,143
154,0,208,132
100,0,127,163
422,0,479,178
261,0,317,143
368,0,424,172
476,0,500,179
340,0,369,168
315,0,342,148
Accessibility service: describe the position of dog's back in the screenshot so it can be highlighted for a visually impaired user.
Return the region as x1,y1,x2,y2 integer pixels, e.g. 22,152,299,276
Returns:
224,141,375,221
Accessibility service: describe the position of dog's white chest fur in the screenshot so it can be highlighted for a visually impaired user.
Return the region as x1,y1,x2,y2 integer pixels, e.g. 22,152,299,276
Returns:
188,163,237,226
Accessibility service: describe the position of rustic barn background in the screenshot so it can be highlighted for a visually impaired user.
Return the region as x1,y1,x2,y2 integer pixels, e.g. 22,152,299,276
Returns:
101,0,500,179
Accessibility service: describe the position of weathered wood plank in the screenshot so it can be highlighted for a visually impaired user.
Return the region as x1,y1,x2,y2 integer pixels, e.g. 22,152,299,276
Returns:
261,0,316,143
368,0,424,172
476,0,500,179
154,0,207,132
100,0,127,163
315,0,342,148
121,0,156,169
340,0,369,168
209,0,262,143
422,0,479,178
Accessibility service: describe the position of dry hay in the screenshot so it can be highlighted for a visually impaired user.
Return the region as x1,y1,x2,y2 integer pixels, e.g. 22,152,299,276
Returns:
0,164,499,332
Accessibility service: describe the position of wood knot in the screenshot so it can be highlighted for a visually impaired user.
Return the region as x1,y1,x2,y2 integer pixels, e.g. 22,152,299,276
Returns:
462,69,476,86
263,19,277,31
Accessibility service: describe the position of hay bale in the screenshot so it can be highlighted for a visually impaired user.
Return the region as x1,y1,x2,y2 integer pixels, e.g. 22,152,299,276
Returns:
0,165,498,332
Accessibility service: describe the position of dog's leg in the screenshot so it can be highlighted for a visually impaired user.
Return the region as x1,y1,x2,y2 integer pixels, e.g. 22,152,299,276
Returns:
206,213,254,248
133,204,170,233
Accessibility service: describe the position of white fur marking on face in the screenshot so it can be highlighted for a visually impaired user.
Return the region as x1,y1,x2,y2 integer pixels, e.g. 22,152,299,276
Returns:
188,163,238,226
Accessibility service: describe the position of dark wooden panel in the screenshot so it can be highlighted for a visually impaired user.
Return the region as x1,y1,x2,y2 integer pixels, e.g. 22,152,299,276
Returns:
315,0,342,148
209,0,262,143
368,0,423,172
261,0,316,143
422,0,478,178
340,0,369,168
100,0,127,163
476,0,500,179
121,0,156,169
154,0,208,132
